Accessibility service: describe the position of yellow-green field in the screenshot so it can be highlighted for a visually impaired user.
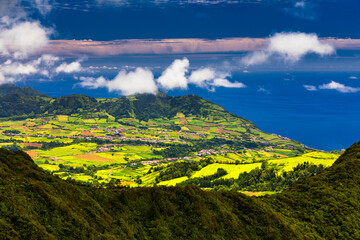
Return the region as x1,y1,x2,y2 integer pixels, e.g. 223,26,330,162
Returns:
191,163,263,179
269,151,339,172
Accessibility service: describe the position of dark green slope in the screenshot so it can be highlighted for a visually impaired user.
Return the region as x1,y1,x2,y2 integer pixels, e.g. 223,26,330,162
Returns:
2,142,360,239
0,149,301,239
102,93,246,122
0,84,50,98
269,142,360,239
0,94,50,117
45,94,98,115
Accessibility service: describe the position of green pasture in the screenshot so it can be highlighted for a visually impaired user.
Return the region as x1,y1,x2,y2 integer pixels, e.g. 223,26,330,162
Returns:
157,176,189,186
269,151,339,172
191,163,262,179
37,143,98,157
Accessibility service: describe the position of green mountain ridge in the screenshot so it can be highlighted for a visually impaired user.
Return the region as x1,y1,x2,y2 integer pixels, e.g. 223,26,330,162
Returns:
0,85,248,122
0,84,302,149
0,84,50,98
1,142,360,239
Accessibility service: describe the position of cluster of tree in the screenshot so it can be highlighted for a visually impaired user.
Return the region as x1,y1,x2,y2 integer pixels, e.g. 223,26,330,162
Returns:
2,129,21,134
1,142,21,151
154,158,214,182
232,162,325,191
54,163,122,179
0,138,23,143
153,144,194,158
41,141,69,150
0,94,50,117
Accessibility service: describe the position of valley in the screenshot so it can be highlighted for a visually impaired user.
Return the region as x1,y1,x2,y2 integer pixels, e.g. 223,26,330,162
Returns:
0,85,340,192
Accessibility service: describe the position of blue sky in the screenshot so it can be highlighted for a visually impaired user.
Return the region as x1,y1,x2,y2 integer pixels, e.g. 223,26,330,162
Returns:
46,0,360,40
1,0,360,95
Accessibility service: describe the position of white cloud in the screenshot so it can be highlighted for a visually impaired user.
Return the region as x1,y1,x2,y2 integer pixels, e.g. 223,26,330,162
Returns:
56,61,83,73
107,68,158,95
161,62,246,90
318,81,360,93
34,0,53,15
79,67,158,96
0,53,60,84
242,32,335,65
0,0,56,84
157,58,189,90
89,65,119,70
0,21,50,59
0,72,15,84
303,85,317,91
268,33,334,61
242,51,269,66
284,0,316,20
33,54,59,66
258,87,270,94
294,1,305,8
79,76,108,89
188,68,216,87
0,61,38,75
77,58,246,95
212,78,246,88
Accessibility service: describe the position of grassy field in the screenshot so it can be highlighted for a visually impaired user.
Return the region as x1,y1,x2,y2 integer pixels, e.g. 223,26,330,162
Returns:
0,113,338,190
158,176,189,186
269,152,339,172
191,163,263,179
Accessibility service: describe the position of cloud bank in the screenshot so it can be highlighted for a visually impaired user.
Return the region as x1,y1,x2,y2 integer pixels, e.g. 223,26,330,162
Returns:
242,32,335,65
44,36,360,58
78,58,246,96
46,38,266,57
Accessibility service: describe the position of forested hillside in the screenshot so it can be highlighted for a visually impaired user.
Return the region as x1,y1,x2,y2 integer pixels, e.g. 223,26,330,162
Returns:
0,85,249,124
1,142,360,239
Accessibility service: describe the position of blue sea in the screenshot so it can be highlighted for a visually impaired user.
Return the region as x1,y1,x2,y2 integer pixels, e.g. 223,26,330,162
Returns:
25,71,360,151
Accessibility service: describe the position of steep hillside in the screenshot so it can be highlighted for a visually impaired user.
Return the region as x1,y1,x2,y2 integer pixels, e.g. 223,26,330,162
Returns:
0,84,50,98
269,141,360,239
1,142,360,239
0,94,50,117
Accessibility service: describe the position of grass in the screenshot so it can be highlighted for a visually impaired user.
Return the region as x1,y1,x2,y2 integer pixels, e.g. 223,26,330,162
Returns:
38,143,97,157
191,163,262,179
269,151,339,172
57,115,69,121
157,176,189,186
